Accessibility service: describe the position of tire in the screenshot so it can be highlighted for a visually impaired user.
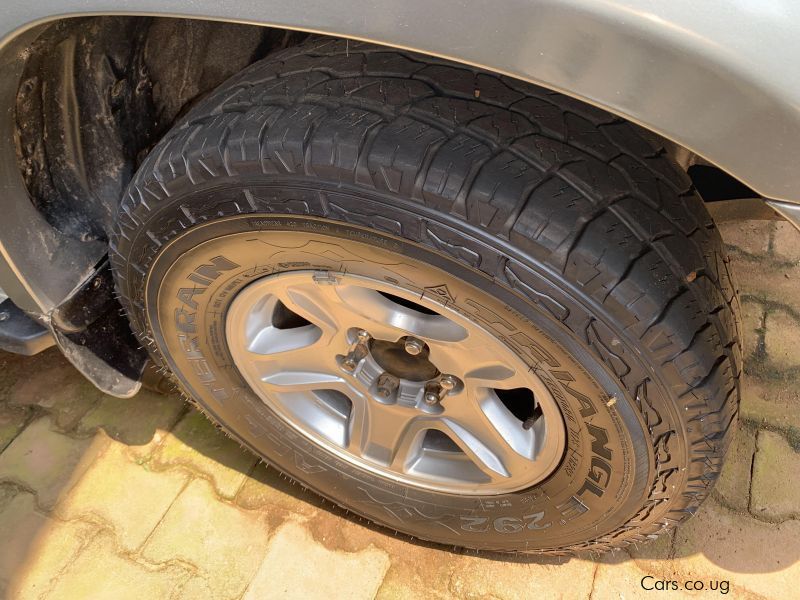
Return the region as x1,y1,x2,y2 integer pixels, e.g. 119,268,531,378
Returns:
111,38,741,554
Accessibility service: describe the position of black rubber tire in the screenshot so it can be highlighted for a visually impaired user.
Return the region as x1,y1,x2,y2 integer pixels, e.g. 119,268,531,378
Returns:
111,38,741,554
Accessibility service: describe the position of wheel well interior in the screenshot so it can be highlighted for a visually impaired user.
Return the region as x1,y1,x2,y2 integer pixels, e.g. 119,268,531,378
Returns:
14,16,309,243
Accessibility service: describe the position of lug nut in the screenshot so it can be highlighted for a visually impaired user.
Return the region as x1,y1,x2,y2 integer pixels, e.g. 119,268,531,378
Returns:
424,391,440,406
404,337,425,356
423,380,443,406
341,329,372,373
422,375,459,407
376,372,400,399
440,375,457,392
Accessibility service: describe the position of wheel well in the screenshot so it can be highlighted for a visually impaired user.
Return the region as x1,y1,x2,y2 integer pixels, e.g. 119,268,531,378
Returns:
14,16,309,243
13,15,761,245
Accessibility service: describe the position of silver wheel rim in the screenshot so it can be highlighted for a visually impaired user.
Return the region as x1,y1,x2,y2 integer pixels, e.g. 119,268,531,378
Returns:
226,271,566,495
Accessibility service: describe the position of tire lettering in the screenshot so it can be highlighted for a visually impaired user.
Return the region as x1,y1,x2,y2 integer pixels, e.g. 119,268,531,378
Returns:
563,451,579,477
177,286,204,309
459,512,553,534
523,511,551,530
588,456,612,489
175,307,196,333
575,424,614,499
557,496,589,523
552,370,597,418
493,517,524,534
586,423,613,460
509,331,561,369
171,256,242,405
194,255,241,280
460,516,489,533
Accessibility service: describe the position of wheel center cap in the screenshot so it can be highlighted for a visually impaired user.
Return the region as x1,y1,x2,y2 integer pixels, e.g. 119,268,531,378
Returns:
368,337,440,382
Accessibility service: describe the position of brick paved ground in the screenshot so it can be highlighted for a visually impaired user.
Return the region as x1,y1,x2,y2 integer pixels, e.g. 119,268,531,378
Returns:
0,219,798,599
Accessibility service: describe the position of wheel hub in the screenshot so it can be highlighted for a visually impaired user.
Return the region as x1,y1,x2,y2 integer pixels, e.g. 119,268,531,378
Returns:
225,270,566,495
368,336,439,382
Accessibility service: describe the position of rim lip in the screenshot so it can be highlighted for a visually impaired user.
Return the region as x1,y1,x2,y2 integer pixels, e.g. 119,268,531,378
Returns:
225,269,567,496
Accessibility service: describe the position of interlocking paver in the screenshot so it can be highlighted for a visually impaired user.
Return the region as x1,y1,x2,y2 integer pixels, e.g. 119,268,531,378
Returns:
772,221,800,262
449,553,596,600
55,439,189,551
0,417,108,510
376,564,457,600
243,519,390,600
764,310,800,370
740,374,800,431
736,259,800,313
751,430,800,521
0,491,97,600
741,300,765,362
7,354,105,431
300,507,458,599
0,491,50,583
47,531,191,600
0,404,30,453
0,483,16,509
77,390,185,447
142,478,271,599
151,410,257,498
714,425,756,511
235,462,321,516
664,497,800,599
720,220,772,257
590,555,657,600
0,351,26,399
175,576,216,599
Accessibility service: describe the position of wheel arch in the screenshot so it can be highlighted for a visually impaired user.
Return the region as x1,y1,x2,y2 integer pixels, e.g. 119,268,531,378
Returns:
0,3,795,311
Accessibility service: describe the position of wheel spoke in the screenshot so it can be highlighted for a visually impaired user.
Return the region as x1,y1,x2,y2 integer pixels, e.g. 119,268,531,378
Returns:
269,389,354,448
249,338,345,392
426,330,530,389
472,388,538,458
333,284,468,343
347,397,422,466
439,389,536,480
246,321,323,355
268,278,348,336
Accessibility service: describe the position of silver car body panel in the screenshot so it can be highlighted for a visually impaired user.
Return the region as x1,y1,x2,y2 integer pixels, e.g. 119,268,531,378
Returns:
0,1,799,311
767,200,800,232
